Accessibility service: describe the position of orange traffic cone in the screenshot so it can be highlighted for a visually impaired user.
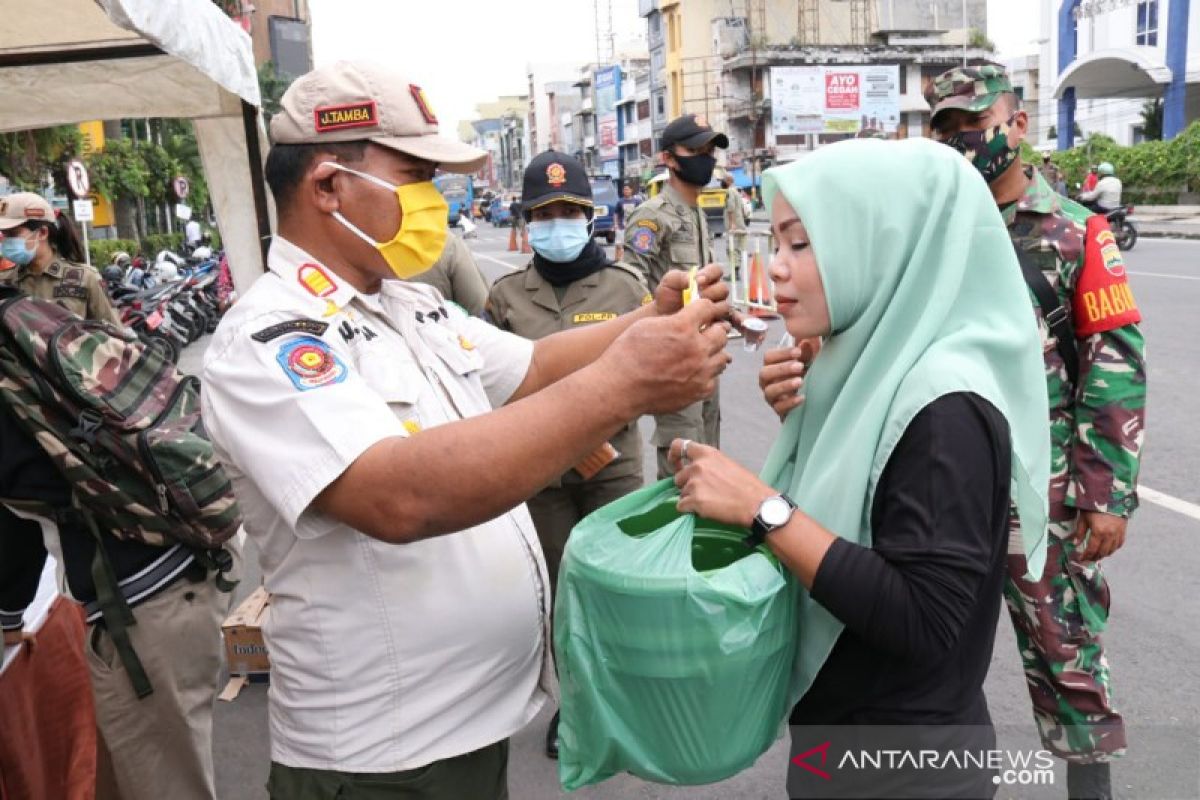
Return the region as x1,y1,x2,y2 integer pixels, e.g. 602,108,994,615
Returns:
747,252,777,318
520,227,532,254
507,225,518,252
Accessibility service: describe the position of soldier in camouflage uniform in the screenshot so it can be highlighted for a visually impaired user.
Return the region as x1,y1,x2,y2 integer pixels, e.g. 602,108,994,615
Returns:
0,192,123,327
929,65,1147,800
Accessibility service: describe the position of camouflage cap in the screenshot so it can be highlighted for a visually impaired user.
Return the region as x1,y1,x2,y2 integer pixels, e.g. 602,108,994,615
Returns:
925,65,1013,127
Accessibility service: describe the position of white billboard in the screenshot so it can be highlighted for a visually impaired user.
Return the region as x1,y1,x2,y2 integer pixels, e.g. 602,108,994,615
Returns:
770,65,901,135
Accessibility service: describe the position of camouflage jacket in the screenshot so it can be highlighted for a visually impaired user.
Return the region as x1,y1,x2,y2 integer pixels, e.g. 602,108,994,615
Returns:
1004,168,1146,519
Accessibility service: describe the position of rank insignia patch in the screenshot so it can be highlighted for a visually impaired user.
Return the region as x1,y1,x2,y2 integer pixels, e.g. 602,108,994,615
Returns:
298,263,338,298
276,337,347,391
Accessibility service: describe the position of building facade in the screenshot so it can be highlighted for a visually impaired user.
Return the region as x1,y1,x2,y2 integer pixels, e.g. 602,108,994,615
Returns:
1040,0,1196,146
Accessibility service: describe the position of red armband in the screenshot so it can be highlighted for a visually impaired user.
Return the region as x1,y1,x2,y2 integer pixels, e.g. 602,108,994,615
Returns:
1072,215,1141,336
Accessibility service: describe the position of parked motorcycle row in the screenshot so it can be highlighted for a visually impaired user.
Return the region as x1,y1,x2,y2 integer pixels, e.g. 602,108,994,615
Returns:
104,252,228,365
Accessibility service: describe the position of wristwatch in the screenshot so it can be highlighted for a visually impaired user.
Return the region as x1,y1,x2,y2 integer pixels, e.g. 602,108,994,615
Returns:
745,494,797,549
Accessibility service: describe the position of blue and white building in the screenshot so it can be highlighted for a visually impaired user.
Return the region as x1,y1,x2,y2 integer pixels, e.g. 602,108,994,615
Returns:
1040,0,1197,146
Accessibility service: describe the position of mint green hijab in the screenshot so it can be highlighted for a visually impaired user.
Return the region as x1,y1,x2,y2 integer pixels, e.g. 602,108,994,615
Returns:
760,138,1050,704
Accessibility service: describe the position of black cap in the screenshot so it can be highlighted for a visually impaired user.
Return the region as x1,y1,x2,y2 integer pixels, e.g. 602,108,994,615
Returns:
522,150,592,218
660,114,729,152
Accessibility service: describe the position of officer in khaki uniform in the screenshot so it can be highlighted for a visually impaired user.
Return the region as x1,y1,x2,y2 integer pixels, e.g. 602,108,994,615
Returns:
0,192,123,327
199,61,732,799
487,150,648,597
487,150,650,760
623,114,728,477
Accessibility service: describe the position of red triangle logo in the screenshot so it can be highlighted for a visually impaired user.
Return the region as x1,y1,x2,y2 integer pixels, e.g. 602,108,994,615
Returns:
791,740,832,780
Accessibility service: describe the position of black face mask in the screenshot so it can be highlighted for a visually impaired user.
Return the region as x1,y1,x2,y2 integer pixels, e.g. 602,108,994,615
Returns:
671,153,717,187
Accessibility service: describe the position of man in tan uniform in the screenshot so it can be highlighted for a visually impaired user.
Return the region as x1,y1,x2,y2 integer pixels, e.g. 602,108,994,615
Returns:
408,230,489,315
487,149,650,761
723,175,746,232
0,193,123,327
623,114,728,478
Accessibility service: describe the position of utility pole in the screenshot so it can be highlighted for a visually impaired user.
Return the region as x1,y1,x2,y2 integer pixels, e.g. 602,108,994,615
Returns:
962,0,968,66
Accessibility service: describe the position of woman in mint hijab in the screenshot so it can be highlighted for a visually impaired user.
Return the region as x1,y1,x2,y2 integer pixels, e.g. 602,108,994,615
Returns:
671,138,1050,798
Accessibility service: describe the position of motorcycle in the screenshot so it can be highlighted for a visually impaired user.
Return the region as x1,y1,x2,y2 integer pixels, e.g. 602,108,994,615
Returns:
1106,205,1137,251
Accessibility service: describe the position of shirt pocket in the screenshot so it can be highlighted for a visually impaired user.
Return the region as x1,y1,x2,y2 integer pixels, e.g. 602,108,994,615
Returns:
419,321,485,378
667,236,700,268
355,347,424,407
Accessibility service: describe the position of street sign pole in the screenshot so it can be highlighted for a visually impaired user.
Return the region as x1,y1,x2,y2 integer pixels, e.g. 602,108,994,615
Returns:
81,220,90,267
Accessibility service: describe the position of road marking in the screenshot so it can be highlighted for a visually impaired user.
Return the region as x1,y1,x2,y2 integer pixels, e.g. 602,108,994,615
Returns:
473,253,521,272
1140,486,1200,521
1127,270,1200,281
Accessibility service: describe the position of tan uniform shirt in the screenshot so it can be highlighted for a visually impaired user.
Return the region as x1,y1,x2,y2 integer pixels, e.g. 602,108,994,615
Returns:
407,232,489,316
0,259,123,327
201,236,552,771
487,261,650,485
621,182,721,452
621,182,712,289
725,186,747,231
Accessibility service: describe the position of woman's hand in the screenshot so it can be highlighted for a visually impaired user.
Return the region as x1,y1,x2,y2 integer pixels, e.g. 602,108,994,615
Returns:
668,438,776,528
758,338,820,421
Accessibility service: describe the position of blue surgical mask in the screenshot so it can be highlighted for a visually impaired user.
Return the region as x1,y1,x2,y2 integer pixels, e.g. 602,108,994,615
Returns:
1,234,35,266
528,218,591,263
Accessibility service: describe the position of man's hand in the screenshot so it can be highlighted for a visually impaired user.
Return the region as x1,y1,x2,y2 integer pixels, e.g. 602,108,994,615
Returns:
653,264,727,316
1072,511,1128,561
668,439,775,527
758,338,820,420
604,299,732,417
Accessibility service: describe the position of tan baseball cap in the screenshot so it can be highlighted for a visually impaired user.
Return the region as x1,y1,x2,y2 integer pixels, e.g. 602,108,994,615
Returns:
0,192,55,231
270,61,487,174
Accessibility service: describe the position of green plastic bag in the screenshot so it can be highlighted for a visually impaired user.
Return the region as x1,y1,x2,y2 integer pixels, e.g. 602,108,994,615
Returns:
555,479,797,790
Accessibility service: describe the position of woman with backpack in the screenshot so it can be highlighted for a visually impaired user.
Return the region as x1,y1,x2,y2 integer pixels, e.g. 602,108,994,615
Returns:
0,192,123,327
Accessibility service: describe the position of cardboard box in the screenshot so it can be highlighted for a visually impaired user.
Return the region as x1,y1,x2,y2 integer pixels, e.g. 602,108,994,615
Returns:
222,586,270,676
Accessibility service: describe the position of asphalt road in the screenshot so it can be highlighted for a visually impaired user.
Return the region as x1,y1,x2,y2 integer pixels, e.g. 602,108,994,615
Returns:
198,228,1200,800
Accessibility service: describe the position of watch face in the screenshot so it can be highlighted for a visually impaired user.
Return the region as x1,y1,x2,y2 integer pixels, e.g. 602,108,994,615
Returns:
760,496,792,527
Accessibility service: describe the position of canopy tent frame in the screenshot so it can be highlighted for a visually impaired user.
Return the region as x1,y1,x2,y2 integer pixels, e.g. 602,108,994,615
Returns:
0,0,274,292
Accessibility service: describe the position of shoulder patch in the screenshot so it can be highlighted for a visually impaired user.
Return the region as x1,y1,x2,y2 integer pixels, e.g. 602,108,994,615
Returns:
251,318,330,343
628,225,658,255
276,336,347,391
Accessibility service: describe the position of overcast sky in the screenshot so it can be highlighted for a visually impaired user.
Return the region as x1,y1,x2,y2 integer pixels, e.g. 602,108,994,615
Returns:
309,0,1039,134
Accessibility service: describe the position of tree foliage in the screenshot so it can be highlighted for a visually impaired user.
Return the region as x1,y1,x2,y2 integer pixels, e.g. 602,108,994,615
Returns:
0,126,82,190
1041,121,1200,204
258,61,292,131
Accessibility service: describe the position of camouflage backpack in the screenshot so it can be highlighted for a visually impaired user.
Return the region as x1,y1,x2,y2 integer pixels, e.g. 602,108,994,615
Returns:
0,287,241,550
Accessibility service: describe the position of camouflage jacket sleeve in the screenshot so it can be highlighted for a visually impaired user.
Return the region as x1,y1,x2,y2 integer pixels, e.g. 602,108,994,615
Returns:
1069,323,1146,517
1067,232,1147,518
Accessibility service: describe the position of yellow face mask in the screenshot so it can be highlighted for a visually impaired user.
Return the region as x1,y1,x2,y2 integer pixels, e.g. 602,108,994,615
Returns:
323,162,449,279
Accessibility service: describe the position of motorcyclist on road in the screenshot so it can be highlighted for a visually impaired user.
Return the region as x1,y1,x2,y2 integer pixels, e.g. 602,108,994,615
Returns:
1079,162,1122,214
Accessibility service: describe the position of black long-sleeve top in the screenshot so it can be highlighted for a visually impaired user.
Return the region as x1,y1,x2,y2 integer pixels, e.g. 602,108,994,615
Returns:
794,391,1011,722
787,392,1012,798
